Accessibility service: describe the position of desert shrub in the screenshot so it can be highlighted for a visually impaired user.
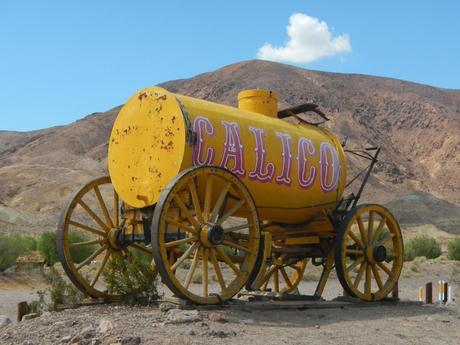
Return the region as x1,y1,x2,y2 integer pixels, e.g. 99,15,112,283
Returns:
37,232,59,265
33,266,85,312
37,231,94,265
404,236,441,261
447,238,460,261
0,233,37,271
103,254,160,305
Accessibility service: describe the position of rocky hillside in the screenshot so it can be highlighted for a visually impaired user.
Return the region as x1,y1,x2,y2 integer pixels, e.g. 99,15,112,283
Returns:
0,60,459,234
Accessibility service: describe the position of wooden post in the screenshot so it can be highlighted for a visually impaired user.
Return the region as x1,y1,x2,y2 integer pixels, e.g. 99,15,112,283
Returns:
425,282,433,304
443,282,449,303
391,281,399,301
17,301,28,322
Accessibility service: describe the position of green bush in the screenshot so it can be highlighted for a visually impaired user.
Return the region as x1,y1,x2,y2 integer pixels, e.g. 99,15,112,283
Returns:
103,253,160,305
0,233,37,271
37,232,59,265
447,238,460,261
37,231,94,265
404,236,441,261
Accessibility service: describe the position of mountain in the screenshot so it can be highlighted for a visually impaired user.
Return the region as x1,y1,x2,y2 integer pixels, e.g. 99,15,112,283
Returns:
0,60,459,234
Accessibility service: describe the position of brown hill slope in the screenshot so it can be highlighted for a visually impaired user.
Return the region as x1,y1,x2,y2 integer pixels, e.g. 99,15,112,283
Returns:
0,60,459,234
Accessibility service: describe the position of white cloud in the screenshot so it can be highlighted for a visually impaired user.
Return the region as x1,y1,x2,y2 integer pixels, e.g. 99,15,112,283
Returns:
257,13,351,63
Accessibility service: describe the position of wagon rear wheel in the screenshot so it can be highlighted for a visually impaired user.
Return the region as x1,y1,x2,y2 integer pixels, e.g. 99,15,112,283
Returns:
57,176,153,300
151,166,261,304
252,253,307,294
335,204,403,301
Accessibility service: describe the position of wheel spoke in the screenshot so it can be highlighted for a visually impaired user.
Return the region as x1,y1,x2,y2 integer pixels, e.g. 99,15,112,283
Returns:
202,248,209,297
69,239,104,248
280,267,293,288
354,262,366,288
274,270,280,292
365,263,372,294
68,220,105,237
259,265,277,287
371,217,387,244
171,242,199,271
367,211,375,245
90,250,111,287
173,194,199,230
165,217,196,234
76,245,107,270
78,200,110,232
210,250,226,291
356,215,367,245
214,246,242,276
184,246,200,288
114,191,119,227
348,231,363,247
217,199,245,226
223,223,249,234
188,180,203,223
128,243,151,255
377,262,392,276
372,264,384,290
345,248,364,255
261,277,270,290
165,236,196,248
203,176,213,222
222,239,251,253
346,257,364,273
210,182,231,223
94,186,114,229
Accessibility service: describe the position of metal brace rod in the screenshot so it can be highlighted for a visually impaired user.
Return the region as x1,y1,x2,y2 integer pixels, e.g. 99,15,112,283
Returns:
351,147,381,209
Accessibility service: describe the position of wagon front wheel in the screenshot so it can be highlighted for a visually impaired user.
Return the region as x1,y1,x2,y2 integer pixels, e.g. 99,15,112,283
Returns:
335,204,403,301
152,166,262,304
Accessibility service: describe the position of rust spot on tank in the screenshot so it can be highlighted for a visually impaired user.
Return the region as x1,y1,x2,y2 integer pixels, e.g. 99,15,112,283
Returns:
138,92,148,101
155,95,167,102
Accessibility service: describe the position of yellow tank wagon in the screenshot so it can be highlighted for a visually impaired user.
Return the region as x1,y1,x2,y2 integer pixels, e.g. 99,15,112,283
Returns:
57,87,403,304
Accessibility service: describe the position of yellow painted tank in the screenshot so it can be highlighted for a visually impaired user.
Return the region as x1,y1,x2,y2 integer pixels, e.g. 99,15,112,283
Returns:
108,87,346,224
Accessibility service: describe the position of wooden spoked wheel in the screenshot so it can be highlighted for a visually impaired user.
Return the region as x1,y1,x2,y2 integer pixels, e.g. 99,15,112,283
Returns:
152,166,261,304
255,254,307,293
57,176,153,300
335,204,403,301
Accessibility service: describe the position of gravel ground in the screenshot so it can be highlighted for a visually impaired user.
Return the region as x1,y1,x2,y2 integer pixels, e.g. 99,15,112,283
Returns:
1,260,459,345
1,300,459,345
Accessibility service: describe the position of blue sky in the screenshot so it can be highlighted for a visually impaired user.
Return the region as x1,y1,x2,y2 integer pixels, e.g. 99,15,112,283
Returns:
1,1,459,131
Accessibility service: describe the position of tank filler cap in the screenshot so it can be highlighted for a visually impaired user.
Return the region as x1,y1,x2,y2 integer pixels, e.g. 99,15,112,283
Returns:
238,89,278,117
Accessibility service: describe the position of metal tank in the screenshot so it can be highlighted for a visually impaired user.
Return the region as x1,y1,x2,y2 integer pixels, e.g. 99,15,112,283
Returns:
107,87,347,224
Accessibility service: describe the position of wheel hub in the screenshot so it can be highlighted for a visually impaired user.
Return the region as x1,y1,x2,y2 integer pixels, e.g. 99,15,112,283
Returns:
108,227,126,250
207,224,225,245
199,224,225,246
372,245,387,263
